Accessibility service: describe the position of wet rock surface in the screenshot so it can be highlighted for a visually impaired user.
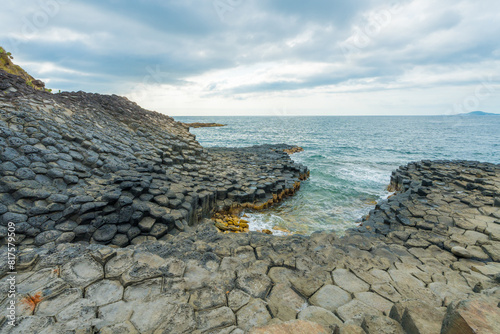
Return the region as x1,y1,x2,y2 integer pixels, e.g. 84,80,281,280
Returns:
1,70,499,333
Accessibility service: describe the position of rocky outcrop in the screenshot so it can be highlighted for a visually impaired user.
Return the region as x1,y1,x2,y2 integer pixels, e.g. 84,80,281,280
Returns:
1,160,499,333
441,297,500,334
0,47,46,92
0,69,308,247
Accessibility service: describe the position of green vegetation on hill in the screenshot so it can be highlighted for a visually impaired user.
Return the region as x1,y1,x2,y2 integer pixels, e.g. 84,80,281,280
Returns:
0,46,51,92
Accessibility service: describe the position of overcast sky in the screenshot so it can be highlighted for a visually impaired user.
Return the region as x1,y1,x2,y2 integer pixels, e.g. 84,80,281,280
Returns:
1,0,499,115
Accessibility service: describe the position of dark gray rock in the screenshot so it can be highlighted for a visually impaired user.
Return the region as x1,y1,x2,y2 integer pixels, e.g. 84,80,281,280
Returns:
15,167,36,180
93,224,118,242
35,230,63,245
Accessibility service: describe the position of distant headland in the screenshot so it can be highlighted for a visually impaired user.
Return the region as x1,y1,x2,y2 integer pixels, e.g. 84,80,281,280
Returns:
182,122,226,128
455,111,500,116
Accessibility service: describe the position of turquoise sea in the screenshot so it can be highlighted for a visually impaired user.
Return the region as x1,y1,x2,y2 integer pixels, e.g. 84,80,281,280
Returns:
174,116,500,234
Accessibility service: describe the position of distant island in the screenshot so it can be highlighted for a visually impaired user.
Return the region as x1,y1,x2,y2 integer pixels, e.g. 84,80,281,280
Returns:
456,111,500,116
182,122,226,128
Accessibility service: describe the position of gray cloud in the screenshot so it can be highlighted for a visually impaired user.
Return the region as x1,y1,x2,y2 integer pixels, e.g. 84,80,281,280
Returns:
0,0,499,114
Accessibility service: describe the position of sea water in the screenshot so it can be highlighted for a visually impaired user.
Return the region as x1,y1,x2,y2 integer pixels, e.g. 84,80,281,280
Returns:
174,116,500,234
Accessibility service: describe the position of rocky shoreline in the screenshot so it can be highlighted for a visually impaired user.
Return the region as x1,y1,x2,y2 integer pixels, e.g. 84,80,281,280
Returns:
0,70,308,247
0,160,498,333
1,68,499,333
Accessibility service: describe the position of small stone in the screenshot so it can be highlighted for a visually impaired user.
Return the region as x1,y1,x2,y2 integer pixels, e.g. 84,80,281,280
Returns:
93,224,118,242
451,246,471,258
138,217,156,232
56,232,76,244
15,167,36,180
111,234,129,247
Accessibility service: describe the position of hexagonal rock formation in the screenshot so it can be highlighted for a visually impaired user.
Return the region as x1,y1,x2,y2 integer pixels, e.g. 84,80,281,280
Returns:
1,68,500,333
0,69,308,247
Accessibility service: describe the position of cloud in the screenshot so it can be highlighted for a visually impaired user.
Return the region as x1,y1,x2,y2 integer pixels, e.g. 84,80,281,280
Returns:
0,0,499,114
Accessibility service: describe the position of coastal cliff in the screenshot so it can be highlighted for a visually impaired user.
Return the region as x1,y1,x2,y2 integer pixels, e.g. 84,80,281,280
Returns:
0,65,499,333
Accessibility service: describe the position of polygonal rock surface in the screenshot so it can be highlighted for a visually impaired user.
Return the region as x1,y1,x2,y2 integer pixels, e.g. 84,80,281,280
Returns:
248,320,330,334
337,299,381,323
289,269,333,297
267,283,307,321
0,316,54,334
96,300,135,329
397,300,446,334
154,303,197,334
354,292,394,315
332,269,370,294
338,324,366,334
189,286,226,310
195,307,236,332
237,299,272,331
309,284,351,312
236,272,272,299
104,251,134,278
85,279,124,306
123,278,162,302
298,306,342,332
100,321,139,334
35,288,83,317
55,298,96,324
228,289,251,311
130,298,193,333
361,315,404,334
61,255,104,288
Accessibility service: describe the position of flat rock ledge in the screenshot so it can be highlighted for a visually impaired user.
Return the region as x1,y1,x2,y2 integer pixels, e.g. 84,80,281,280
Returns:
1,160,499,333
